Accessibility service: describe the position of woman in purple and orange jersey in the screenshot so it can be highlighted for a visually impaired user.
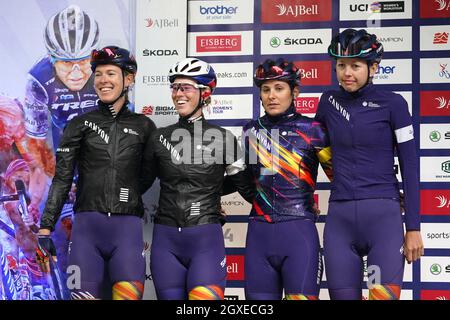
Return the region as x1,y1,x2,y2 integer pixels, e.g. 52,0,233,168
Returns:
243,58,333,300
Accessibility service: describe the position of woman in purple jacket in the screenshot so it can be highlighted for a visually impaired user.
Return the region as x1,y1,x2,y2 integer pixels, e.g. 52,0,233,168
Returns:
315,29,424,300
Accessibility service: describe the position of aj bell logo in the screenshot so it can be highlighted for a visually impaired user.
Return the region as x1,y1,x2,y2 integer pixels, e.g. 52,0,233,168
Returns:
276,4,319,17
436,0,450,11
435,195,450,208
435,96,450,109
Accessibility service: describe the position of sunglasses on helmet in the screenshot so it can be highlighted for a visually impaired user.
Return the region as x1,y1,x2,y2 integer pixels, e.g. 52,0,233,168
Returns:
328,42,373,59
91,48,123,61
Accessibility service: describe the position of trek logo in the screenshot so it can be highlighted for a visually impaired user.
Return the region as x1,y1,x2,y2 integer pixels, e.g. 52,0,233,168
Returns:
350,1,405,13
328,95,350,121
143,49,179,56
196,35,241,52
51,100,97,112
84,121,109,144
261,0,331,22
434,32,449,44
144,18,179,28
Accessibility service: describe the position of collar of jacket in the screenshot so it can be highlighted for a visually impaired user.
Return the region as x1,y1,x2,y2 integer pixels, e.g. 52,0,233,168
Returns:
178,114,205,128
98,100,131,118
260,103,297,126
338,82,376,99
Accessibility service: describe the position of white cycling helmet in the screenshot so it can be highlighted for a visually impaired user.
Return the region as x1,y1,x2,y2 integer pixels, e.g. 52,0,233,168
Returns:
168,58,217,92
44,5,99,60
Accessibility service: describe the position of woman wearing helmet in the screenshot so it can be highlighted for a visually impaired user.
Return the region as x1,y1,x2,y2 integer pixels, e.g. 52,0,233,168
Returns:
242,58,332,300
147,58,254,300
315,29,423,300
36,46,157,300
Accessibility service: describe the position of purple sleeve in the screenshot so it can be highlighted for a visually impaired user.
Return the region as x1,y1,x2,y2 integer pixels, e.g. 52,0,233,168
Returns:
390,94,420,231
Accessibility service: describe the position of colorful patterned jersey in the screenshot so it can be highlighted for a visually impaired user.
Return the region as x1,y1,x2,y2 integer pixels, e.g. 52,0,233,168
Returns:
243,106,332,222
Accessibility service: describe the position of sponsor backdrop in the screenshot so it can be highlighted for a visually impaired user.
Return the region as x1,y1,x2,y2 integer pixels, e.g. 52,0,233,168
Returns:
0,0,448,300
137,0,450,300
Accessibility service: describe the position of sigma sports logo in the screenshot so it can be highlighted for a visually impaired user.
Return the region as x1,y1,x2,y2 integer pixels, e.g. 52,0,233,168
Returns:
420,0,450,18
261,0,332,22
350,1,405,13
144,105,177,116
199,5,238,15
144,18,179,28
141,105,153,115
196,35,241,52
84,121,109,143
434,32,449,44
143,49,179,56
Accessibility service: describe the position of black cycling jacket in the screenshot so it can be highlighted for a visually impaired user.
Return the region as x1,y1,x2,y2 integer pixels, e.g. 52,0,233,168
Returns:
40,101,156,231
146,116,254,228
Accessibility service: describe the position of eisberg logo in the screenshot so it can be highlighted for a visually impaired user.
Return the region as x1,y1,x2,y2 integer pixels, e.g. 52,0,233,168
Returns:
200,5,237,15
197,35,241,52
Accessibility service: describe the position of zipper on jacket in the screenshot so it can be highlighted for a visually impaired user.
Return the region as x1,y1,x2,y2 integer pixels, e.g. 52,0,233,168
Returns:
110,119,119,211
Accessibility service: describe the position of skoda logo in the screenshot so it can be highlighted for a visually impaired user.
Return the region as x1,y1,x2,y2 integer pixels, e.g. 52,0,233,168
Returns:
270,37,281,48
430,263,442,275
429,130,441,142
